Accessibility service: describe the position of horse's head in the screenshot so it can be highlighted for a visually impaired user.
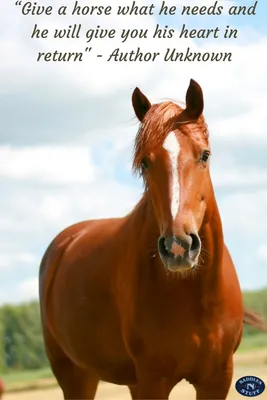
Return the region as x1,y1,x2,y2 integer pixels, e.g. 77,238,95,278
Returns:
132,79,213,272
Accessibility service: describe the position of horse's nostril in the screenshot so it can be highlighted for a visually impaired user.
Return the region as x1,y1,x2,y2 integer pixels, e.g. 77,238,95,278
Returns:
189,233,201,253
158,236,168,256
158,236,175,259
163,236,173,252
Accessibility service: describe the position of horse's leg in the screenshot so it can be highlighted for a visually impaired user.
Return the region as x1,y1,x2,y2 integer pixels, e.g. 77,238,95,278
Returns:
133,374,172,399
135,380,171,399
50,357,99,400
43,327,99,399
128,385,138,399
193,357,233,400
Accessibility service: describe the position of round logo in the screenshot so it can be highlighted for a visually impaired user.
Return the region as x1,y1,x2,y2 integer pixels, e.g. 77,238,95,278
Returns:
235,375,265,397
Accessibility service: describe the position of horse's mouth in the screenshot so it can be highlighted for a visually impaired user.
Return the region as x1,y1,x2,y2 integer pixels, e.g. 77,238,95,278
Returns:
160,251,198,272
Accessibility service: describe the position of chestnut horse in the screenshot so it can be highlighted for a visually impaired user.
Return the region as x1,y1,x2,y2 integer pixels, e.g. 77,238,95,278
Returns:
39,79,267,400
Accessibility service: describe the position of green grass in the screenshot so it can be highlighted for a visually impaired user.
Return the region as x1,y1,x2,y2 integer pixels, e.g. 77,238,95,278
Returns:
2,367,53,384
1,367,56,392
238,333,267,352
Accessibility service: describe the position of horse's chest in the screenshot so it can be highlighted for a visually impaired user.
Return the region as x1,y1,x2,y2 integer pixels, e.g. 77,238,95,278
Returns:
128,303,225,380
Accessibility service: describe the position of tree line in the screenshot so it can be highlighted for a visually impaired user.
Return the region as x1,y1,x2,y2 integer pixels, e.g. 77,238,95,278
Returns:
0,288,266,372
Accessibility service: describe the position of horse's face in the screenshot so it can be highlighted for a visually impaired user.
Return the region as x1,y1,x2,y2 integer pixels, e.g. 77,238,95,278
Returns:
132,79,212,272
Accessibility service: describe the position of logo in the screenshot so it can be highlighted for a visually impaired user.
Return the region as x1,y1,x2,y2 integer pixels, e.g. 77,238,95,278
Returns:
235,376,265,397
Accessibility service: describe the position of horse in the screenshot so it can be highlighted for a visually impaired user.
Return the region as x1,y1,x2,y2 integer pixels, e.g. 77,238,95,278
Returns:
39,79,267,400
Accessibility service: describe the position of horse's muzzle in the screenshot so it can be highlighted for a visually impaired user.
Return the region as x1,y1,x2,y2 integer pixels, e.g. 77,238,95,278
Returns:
158,233,201,271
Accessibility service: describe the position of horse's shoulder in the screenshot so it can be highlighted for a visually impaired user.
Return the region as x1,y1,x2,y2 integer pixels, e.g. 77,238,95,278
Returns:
39,221,88,267
40,218,125,273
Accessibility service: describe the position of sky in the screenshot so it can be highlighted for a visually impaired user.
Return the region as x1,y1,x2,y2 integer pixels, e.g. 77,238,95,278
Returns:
0,0,267,304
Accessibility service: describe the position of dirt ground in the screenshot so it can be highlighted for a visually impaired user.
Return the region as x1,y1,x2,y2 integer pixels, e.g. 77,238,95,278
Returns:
5,350,267,399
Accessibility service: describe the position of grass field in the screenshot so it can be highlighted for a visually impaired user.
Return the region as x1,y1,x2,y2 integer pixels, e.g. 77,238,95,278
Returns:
2,367,56,393
2,337,267,399
237,333,267,351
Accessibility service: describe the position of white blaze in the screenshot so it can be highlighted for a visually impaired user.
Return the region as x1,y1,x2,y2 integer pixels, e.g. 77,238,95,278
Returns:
163,131,180,220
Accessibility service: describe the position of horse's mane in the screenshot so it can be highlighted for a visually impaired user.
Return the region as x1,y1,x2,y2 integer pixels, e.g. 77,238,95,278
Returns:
132,101,209,176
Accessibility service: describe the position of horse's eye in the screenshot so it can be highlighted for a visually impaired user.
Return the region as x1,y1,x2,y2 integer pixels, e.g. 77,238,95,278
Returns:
200,150,210,163
141,158,149,170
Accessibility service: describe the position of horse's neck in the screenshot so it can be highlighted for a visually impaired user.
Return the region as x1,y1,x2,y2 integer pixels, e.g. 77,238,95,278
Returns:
130,192,160,247
199,202,225,288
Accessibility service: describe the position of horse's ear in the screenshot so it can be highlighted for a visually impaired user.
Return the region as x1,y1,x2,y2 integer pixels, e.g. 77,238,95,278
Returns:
132,87,151,122
185,79,204,119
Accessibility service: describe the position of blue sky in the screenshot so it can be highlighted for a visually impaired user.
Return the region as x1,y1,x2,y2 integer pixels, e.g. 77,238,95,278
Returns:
0,0,267,303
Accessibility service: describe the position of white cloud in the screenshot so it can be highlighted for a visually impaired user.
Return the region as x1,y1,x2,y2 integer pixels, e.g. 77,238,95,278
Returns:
208,104,267,141
0,175,141,251
0,253,37,270
19,278,39,301
0,146,95,183
258,245,267,263
37,179,141,227
0,277,38,305
211,165,267,188
219,189,267,239
216,189,267,290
